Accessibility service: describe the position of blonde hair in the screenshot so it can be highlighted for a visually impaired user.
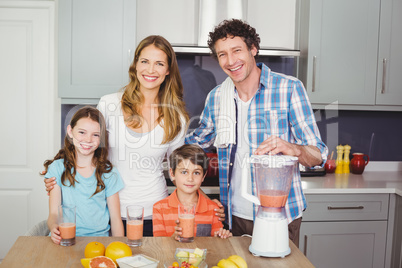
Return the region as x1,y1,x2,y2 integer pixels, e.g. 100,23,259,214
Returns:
121,35,189,143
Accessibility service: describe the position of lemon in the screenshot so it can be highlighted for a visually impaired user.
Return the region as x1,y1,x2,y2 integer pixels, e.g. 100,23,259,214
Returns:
227,255,247,268
217,259,238,268
80,258,91,268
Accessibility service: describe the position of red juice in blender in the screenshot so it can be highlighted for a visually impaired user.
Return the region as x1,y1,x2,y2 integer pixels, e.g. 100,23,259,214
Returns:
258,189,288,208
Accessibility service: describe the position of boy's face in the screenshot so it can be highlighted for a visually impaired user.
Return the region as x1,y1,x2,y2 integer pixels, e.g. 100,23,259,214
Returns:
170,159,206,195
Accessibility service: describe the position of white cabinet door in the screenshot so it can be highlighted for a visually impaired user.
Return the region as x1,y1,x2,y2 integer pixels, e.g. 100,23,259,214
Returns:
247,0,296,50
136,0,198,46
376,0,402,105
300,221,387,268
301,0,380,105
58,0,136,100
0,1,57,259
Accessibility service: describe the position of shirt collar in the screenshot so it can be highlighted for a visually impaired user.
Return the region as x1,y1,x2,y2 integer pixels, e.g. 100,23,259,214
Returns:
167,189,209,213
257,62,271,92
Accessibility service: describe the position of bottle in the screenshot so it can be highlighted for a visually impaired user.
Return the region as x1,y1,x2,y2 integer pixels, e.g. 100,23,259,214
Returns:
343,145,351,174
335,145,344,174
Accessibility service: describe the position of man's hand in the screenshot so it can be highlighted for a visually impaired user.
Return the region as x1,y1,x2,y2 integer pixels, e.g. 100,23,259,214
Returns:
254,136,322,167
212,199,226,222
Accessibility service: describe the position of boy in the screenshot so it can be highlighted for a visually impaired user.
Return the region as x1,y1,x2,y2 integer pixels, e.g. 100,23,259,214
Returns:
153,144,232,240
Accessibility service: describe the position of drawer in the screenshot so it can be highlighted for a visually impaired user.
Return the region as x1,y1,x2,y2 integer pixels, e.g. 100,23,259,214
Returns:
302,194,389,221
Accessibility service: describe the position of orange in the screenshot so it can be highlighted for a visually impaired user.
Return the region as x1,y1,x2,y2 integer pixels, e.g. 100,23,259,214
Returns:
105,241,132,265
85,241,106,258
89,256,116,268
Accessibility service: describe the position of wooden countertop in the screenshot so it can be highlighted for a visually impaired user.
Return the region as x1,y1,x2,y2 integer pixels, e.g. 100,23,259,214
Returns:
1,236,314,267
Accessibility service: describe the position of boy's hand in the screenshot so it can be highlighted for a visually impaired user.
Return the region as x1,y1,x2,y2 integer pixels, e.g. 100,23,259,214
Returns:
212,199,226,222
214,228,232,239
50,226,61,245
40,171,56,196
172,219,182,241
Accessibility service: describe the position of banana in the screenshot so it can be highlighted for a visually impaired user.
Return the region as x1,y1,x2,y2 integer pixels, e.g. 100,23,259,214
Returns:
217,258,238,268
227,255,247,268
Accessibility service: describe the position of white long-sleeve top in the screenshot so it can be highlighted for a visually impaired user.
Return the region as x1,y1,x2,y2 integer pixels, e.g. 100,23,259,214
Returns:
97,92,186,219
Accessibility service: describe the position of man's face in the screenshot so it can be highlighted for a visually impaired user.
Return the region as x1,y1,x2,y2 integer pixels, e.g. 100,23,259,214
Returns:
214,36,257,84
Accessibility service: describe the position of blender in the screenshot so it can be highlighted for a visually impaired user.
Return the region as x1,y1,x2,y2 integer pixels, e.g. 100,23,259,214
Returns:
241,155,298,257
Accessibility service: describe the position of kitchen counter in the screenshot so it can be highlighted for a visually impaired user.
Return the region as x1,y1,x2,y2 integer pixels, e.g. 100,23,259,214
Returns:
302,162,402,196
1,236,314,268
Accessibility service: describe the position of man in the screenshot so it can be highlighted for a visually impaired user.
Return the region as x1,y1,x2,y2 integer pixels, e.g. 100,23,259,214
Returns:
185,19,328,247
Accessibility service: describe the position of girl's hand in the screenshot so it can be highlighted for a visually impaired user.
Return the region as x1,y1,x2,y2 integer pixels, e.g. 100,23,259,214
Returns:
214,228,232,239
212,199,226,222
171,219,182,241
50,226,61,245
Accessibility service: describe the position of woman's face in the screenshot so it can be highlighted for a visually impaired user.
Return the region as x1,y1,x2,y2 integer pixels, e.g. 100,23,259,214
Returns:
135,44,170,93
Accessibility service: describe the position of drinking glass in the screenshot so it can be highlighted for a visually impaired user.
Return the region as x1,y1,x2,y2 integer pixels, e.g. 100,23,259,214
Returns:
126,205,144,247
178,204,196,243
58,205,76,246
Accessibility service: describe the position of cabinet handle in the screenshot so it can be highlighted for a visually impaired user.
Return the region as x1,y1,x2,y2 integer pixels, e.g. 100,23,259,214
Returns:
381,58,387,94
327,205,364,210
312,56,317,92
303,235,308,255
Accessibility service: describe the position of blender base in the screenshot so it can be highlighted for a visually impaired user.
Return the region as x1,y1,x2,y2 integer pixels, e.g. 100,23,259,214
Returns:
248,216,291,258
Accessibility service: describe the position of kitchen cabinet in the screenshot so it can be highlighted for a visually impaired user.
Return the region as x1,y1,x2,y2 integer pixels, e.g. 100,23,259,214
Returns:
136,0,297,50
389,194,402,268
299,0,402,108
58,0,136,100
376,0,402,105
299,194,388,268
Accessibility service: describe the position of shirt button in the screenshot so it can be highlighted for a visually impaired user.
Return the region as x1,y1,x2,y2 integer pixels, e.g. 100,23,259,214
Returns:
227,183,230,187
230,163,233,166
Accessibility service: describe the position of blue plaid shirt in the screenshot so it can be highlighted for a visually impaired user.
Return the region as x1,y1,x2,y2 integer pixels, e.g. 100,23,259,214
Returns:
185,63,328,228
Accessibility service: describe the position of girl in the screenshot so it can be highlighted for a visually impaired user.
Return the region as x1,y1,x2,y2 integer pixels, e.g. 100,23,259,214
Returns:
45,106,124,244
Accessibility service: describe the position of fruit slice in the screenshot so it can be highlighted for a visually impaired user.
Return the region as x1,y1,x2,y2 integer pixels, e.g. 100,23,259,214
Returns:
227,255,247,268
193,248,204,257
89,256,117,268
188,253,202,266
81,258,91,268
175,250,189,263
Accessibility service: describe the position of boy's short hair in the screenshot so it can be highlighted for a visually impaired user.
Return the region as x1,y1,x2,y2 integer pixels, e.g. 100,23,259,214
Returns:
169,144,209,175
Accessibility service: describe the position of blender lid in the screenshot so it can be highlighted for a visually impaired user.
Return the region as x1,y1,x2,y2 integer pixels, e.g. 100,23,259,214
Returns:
249,154,298,167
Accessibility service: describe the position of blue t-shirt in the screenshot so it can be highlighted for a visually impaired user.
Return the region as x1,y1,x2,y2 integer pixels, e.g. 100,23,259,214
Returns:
45,159,124,236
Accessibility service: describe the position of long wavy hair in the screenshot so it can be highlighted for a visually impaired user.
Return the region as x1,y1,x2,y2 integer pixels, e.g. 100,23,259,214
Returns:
121,35,189,144
43,106,112,197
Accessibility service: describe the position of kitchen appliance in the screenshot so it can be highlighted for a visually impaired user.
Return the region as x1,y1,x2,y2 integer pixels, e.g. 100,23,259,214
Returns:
241,155,298,257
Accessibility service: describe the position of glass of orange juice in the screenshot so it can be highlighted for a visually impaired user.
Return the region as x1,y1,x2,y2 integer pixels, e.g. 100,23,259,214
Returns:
126,205,144,247
178,204,196,243
58,205,76,246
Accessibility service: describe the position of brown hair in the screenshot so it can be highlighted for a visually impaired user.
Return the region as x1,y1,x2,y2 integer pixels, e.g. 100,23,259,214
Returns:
43,106,112,197
169,144,209,175
121,35,189,143
208,19,261,60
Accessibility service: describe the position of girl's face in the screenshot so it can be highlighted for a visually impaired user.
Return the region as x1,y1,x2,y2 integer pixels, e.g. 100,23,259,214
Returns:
136,44,170,93
67,117,101,158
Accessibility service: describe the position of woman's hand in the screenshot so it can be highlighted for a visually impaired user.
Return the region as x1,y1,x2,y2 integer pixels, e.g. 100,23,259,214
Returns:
214,228,232,239
171,219,182,241
40,171,56,195
212,199,226,222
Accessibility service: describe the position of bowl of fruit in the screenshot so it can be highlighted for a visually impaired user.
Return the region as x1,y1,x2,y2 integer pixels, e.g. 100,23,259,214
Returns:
165,248,207,268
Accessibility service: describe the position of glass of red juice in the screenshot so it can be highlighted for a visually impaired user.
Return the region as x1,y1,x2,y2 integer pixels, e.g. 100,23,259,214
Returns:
58,205,76,246
178,204,195,243
126,205,144,247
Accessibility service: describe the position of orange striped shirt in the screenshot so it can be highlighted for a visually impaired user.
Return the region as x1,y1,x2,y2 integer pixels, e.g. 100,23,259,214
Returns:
153,189,223,237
